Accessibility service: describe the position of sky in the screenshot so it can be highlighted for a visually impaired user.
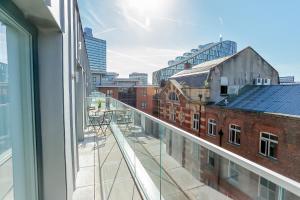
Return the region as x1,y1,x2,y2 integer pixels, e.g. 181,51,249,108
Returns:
78,0,300,83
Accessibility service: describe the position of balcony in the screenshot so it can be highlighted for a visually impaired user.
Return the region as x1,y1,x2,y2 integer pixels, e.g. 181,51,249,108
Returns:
73,94,300,200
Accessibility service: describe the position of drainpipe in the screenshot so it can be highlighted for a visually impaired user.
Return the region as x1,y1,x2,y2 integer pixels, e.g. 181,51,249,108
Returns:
217,129,224,188
198,94,202,137
218,129,224,147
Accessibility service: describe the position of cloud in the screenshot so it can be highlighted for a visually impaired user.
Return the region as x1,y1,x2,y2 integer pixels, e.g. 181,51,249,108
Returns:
107,47,186,82
94,28,118,35
114,8,151,31
154,16,199,27
218,17,224,25
108,49,157,67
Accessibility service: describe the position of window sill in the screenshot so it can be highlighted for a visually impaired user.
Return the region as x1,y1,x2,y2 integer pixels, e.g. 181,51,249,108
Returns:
207,134,217,138
227,178,239,186
257,153,278,162
227,142,240,147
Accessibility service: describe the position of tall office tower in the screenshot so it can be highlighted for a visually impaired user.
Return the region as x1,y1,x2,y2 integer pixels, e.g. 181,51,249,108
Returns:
84,27,107,90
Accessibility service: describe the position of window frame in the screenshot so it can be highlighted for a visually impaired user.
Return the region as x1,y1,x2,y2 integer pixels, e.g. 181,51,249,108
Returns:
141,101,147,109
168,91,179,101
228,161,239,183
259,132,278,159
229,124,241,145
170,107,176,122
207,150,215,168
192,113,200,131
207,118,217,136
0,6,39,200
258,177,280,200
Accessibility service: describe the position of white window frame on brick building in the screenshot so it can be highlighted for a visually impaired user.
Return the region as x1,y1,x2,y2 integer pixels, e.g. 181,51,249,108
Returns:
259,132,278,159
141,102,147,109
192,113,200,131
170,107,176,122
106,89,113,97
169,92,179,101
208,119,217,136
229,124,241,145
228,161,239,183
258,177,284,200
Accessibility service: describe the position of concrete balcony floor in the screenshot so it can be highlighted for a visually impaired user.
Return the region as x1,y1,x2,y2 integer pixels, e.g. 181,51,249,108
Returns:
73,129,142,200
73,124,232,200
118,124,232,200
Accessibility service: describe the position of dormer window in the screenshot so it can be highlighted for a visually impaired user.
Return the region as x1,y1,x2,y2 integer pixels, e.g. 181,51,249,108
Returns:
169,92,179,101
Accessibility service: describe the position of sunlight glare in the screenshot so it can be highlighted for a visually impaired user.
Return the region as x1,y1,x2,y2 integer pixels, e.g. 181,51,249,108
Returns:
127,0,164,14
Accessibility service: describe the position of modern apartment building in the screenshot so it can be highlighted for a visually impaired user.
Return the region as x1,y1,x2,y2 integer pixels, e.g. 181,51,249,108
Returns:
102,71,119,81
129,72,148,85
152,40,237,85
0,0,90,199
280,76,295,84
84,27,106,90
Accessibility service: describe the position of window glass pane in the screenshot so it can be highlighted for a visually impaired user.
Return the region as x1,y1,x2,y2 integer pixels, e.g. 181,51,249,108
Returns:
270,135,278,141
268,191,276,200
262,133,269,138
269,142,277,158
268,181,276,192
236,132,240,144
0,12,36,200
260,177,268,187
260,140,266,155
260,186,268,199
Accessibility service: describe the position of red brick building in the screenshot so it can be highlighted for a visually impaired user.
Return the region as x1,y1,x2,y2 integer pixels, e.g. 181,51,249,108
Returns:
157,48,300,199
98,85,158,115
200,85,300,200
159,80,203,136
159,83,300,199
135,86,158,115
202,85,300,182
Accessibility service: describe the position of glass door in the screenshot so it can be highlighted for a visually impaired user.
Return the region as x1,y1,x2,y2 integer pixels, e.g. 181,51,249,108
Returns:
0,9,37,200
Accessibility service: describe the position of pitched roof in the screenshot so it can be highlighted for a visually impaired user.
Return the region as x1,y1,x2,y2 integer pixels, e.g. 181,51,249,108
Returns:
170,46,277,85
170,72,209,88
171,56,230,78
222,85,300,116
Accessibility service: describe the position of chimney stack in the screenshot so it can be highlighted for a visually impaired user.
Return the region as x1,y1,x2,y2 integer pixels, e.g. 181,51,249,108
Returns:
184,62,192,70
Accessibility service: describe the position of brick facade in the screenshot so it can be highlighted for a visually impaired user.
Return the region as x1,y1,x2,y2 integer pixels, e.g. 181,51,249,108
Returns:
159,82,202,137
158,81,300,199
99,86,158,115
203,105,300,182
136,86,158,115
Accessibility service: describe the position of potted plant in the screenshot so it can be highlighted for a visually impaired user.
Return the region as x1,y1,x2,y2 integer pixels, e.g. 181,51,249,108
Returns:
97,99,104,109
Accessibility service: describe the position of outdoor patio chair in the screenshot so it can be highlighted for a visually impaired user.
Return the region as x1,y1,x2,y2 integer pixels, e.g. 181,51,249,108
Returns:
115,109,133,131
97,110,113,136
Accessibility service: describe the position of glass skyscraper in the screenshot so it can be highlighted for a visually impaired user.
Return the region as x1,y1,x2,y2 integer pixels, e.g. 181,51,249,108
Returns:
84,27,106,72
152,40,237,85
